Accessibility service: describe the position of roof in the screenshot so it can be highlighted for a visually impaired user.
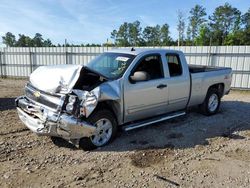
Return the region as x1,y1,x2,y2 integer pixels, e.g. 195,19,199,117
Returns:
108,48,182,56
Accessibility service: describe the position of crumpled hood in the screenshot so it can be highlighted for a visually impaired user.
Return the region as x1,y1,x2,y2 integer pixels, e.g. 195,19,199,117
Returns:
29,65,83,94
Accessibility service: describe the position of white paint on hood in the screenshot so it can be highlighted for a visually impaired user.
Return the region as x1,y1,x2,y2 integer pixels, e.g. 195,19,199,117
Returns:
29,65,83,94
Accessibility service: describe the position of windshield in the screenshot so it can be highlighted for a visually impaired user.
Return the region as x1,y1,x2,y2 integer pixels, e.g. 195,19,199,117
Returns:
86,53,135,79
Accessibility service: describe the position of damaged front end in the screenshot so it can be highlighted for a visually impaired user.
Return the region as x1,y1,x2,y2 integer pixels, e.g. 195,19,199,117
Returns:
16,65,121,140
15,88,96,139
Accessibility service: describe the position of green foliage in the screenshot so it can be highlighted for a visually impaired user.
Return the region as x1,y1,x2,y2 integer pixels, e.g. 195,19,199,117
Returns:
223,31,244,45
209,3,241,45
2,32,55,47
242,8,250,29
143,25,161,46
187,5,207,44
15,34,33,47
2,32,16,47
111,21,173,46
110,3,249,46
111,22,130,46
1,32,104,47
43,39,53,47
160,24,172,45
195,24,211,45
33,33,43,47
128,21,143,46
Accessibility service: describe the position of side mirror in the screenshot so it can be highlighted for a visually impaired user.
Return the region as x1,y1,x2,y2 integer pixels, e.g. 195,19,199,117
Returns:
130,71,150,83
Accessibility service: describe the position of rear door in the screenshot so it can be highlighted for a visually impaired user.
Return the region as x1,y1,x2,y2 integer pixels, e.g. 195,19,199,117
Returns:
123,53,169,122
164,53,190,111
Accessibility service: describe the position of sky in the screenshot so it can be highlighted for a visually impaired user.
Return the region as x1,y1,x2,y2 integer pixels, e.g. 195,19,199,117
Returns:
0,0,249,46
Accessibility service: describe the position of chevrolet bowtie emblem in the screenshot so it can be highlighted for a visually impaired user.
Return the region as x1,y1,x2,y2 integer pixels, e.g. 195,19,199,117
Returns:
33,91,41,98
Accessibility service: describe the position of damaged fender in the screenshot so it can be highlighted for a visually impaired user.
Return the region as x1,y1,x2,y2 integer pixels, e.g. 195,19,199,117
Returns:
72,80,121,118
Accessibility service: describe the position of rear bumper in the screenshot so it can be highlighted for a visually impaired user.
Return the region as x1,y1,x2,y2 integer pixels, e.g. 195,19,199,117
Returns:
16,97,96,139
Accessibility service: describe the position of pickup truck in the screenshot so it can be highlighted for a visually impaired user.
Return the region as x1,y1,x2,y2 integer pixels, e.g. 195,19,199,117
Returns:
16,48,232,150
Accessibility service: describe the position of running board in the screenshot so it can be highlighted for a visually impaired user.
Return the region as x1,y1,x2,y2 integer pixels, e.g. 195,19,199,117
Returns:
123,111,186,131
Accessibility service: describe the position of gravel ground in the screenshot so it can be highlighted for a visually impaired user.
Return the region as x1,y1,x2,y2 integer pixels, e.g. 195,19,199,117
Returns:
0,78,250,188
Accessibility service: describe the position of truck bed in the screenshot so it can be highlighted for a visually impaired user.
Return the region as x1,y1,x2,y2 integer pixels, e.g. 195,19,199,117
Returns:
188,64,232,108
188,64,230,73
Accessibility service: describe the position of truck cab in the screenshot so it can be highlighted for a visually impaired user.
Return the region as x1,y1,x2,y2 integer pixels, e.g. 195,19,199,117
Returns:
122,49,190,123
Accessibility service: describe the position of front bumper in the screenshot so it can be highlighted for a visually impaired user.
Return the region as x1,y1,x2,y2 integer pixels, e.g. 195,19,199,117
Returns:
16,97,96,139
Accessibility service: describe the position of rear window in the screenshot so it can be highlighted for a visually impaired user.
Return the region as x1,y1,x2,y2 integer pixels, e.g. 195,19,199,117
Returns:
166,54,182,77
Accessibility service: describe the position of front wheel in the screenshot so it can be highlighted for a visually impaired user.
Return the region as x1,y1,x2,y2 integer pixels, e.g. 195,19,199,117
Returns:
79,109,117,151
200,88,221,116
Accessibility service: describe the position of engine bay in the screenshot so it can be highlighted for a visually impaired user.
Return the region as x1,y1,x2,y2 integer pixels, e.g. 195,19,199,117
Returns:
73,67,107,91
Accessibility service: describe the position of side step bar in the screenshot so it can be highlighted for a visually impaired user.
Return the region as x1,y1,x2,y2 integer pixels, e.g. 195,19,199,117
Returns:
123,111,186,131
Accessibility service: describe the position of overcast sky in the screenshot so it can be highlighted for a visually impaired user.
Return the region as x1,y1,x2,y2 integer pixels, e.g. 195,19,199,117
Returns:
0,0,249,46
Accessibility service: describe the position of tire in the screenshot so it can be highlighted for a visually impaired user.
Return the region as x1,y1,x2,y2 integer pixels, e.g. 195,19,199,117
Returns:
200,88,221,116
79,109,117,151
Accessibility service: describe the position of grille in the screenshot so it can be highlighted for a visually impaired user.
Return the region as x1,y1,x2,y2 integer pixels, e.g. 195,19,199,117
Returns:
25,83,62,110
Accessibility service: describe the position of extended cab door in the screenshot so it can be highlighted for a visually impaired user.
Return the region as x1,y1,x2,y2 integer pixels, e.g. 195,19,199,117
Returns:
164,53,190,111
123,53,169,123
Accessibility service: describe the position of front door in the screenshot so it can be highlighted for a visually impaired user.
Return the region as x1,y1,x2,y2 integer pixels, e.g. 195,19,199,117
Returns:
123,54,168,123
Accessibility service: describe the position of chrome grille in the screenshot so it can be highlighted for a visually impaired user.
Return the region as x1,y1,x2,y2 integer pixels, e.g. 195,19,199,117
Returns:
25,83,62,110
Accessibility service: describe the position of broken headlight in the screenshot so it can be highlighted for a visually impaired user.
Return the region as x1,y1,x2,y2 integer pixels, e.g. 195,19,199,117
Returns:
68,95,77,103
65,95,77,114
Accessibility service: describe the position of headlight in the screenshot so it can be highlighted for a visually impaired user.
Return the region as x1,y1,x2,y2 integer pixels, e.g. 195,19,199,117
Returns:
66,103,74,113
65,95,77,114
68,95,76,103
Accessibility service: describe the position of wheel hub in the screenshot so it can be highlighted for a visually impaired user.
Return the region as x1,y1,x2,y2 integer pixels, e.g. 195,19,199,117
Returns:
208,94,219,112
91,118,112,146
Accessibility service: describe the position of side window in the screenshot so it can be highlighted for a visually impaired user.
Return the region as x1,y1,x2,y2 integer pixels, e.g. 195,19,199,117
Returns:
166,54,182,77
134,55,164,80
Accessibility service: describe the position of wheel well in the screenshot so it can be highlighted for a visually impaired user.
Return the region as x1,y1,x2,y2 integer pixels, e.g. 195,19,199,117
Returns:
93,101,120,124
208,83,224,97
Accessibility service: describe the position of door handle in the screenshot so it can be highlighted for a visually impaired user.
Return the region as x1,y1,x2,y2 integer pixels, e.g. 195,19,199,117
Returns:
157,84,167,89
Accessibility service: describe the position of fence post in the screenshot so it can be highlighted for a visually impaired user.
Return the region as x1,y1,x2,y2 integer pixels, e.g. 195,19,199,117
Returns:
65,46,68,64
2,48,6,78
0,50,2,78
29,48,33,73
211,46,218,67
207,45,212,66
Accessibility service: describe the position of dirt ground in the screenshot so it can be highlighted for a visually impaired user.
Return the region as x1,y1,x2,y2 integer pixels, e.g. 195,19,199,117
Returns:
0,78,250,188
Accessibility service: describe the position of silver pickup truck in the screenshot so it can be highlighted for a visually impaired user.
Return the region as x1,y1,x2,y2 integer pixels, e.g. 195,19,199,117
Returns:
16,48,232,150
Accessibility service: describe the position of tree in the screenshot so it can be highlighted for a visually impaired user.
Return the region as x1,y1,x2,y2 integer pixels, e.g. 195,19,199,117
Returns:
242,8,250,29
160,24,172,45
2,32,16,47
177,11,185,46
43,39,53,47
222,8,250,46
223,30,245,45
142,25,161,46
33,33,44,47
16,34,33,47
186,25,192,45
111,21,143,46
111,22,130,46
195,24,211,45
187,5,207,44
240,8,250,45
209,3,241,45
128,21,142,46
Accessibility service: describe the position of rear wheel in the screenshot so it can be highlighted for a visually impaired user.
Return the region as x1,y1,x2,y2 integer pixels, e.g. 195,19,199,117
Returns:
200,88,221,116
79,109,117,151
